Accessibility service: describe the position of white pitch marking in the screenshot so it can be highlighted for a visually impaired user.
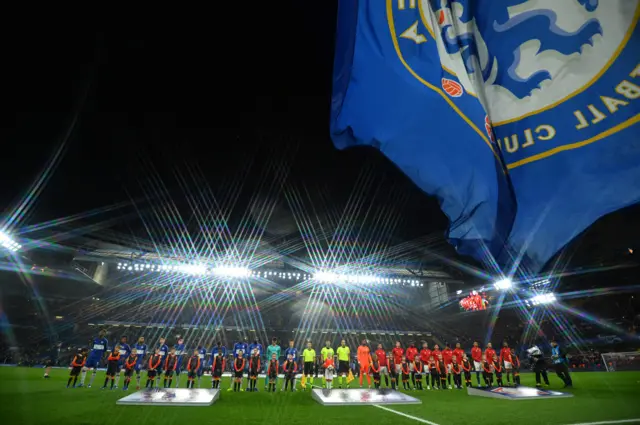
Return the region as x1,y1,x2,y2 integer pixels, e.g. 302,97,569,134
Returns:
373,404,442,425
563,420,640,425
309,386,440,424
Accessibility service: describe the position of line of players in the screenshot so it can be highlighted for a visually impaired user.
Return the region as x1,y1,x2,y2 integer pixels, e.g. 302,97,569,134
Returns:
63,330,299,391
62,329,524,392
334,339,522,391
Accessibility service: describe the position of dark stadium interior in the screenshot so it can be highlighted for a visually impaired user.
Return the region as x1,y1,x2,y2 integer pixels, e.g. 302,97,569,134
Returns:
1,212,638,368
1,2,640,424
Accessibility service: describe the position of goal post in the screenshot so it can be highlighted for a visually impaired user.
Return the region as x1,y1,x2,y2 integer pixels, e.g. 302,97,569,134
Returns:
600,352,640,372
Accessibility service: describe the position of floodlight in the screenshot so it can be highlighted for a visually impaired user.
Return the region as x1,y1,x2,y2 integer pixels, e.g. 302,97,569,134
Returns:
529,293,556,306
312,271,422,286
0,230,21,252
180,263,207,276
314,271,339,282
114,258,425,286
493,278,513,290
117,259,255,279
529,278,551,290
212,266,250,278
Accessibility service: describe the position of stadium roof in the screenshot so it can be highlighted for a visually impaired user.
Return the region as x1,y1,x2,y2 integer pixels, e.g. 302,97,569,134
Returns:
70,233,463,282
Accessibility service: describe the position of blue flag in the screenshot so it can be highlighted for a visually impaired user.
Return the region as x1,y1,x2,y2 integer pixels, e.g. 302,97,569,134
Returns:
331,0,640,271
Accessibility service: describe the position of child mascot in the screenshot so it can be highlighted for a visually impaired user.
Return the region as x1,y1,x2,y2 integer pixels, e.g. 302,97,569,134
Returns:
323,357,336,390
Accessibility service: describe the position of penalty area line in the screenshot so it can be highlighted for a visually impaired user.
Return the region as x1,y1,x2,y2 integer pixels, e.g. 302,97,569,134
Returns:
373,405,441,425
562,420,640,425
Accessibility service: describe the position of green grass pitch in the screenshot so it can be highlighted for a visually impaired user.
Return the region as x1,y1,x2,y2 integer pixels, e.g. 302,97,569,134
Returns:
1,367,639,425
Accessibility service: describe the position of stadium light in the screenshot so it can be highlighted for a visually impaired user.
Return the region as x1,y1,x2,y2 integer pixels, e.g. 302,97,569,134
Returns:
211,266,251,278
115,260,424,286
528,278,551,290
116,261,315,281
493,278,513,290
528,292,556,306
252,270,310,280
0,230,21,252
312,271,423,287
116,261,250,278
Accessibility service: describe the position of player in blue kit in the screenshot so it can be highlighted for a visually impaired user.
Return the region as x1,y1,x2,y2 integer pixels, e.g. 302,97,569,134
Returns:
83,329,109,388
155,337,169,388
248,339,263,360
156,337,169,361
196,345,207,388
234,339,249,357
232,338,249,361
211,341,227,363
132,336,147,390
173,337,186,387
282,339,298,391
113,336,131,389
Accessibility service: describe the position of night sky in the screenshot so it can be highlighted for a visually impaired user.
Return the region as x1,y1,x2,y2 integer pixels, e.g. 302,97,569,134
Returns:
1,4,637,274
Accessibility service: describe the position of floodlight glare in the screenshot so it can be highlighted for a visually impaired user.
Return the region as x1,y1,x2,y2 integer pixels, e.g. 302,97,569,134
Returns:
493,278,513,290
313,271,339,282
117,260,252,279
0,230,21,252
312,271,421,286
212,266,250,278
114,259,424,287
180,263,207,276
529,293,556,306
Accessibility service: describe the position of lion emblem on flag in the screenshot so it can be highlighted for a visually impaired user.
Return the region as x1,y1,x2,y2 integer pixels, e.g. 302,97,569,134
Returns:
429,0,603,99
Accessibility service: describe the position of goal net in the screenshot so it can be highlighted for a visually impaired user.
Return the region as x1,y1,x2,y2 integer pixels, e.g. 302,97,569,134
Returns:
601,352,640,371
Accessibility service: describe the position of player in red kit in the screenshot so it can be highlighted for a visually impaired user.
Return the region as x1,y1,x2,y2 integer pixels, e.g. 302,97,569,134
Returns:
392,341,404,377
471,341,483,386
453,343,465,368
442,344,453,389
431,344,441,360
375,344,389,387
485,343,496,367
500,342,514,386
406,341,419,390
